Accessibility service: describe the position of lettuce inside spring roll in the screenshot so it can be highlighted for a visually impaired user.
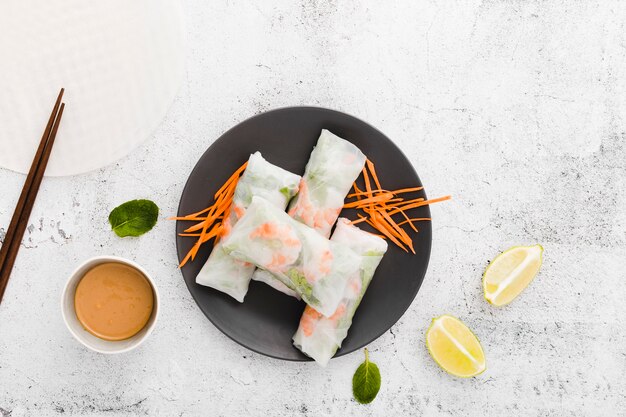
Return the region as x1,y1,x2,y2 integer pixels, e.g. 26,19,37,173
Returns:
222,196,362,317
253,269,301,299
195,152,300,302
293,218,388,366
252,129,366,294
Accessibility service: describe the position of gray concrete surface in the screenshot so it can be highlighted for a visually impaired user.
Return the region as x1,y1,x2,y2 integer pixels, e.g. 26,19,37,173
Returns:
1,0,625,415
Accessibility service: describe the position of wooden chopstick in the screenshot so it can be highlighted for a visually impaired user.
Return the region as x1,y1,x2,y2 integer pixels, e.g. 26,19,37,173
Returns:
0,89,65,303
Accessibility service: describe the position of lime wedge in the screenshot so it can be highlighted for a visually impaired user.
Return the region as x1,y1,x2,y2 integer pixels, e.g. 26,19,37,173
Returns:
426,315,486,378
483,244,543,306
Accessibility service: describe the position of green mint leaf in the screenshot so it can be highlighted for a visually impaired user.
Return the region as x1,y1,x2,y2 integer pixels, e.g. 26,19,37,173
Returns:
108,199,159,237
352,348,381,404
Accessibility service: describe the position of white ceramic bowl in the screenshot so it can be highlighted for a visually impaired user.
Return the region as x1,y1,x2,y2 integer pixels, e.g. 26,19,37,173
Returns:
61,255,160,354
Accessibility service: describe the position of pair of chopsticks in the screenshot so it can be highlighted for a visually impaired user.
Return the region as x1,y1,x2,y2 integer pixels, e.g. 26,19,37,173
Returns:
0,88,65,304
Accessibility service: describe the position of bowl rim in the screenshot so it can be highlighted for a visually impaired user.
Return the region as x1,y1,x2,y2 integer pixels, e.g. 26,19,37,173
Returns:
61,255,160,354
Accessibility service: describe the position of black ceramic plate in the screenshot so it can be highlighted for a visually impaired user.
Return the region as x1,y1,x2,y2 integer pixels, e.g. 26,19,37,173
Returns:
176,107,432,361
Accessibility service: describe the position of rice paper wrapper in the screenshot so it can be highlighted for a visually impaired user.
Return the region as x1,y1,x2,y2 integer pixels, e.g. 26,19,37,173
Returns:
293,218,388,366
195,152,300,302
222,196,361,317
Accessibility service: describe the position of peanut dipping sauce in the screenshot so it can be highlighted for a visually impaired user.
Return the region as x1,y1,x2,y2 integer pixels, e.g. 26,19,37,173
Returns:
74,262,154,341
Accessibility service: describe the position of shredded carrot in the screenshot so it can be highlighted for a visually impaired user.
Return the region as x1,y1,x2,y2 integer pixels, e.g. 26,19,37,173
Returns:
362,167,375,219
386,197,425,208
362,167,372,197
348,216,369,225
174,161,247,268
388,195,452,214
368,214,408,252
394,208,418,232
344,160,450,252
378,209,415,253
171,207,212,221
347,187,423,199
214,162,248,199
178,247,195,269
391,186,424,194
343,193,396,208
397,217,431,227
178,225,222,242
183,196,231,233
347,189,388,198
366,159,382,190
351,184,362,201
169,215,224,222
197,224,222,244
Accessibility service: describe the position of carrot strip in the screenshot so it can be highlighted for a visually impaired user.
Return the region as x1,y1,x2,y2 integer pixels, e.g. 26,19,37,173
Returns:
379,210,414,253
369,215,407,252
213,161,248,199
362,167,375,218
346,200,402,211
169,215,224,222
189,205,217,262
178,248,195,268
179,206,213,220
343,193,395,208
347,189,388,198
170,216,204,221
397,218,431,226
391,187,424,194
366,159,382,190
388,195,451,214
352,183,364,194
351,183,365,201
375,198,403,204
180,224,221,240
386,198,425,208
347,187,422,199
368,211,400,240
393,207,418,232
362,167,372,196
184,208,226,232
198,224,222,244
348,217,369,225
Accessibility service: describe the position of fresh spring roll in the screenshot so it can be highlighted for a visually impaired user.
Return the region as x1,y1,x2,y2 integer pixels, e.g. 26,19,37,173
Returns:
287,129,366,237
251,129,366,294
222,196,362,317
293,218,388,366
195,152,300,302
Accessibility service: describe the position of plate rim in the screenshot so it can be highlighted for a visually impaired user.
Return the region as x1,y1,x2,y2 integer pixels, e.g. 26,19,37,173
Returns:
176,105,432,361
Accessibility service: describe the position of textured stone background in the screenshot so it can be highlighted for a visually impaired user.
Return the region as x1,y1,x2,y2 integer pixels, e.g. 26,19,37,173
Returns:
1,1,625,416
